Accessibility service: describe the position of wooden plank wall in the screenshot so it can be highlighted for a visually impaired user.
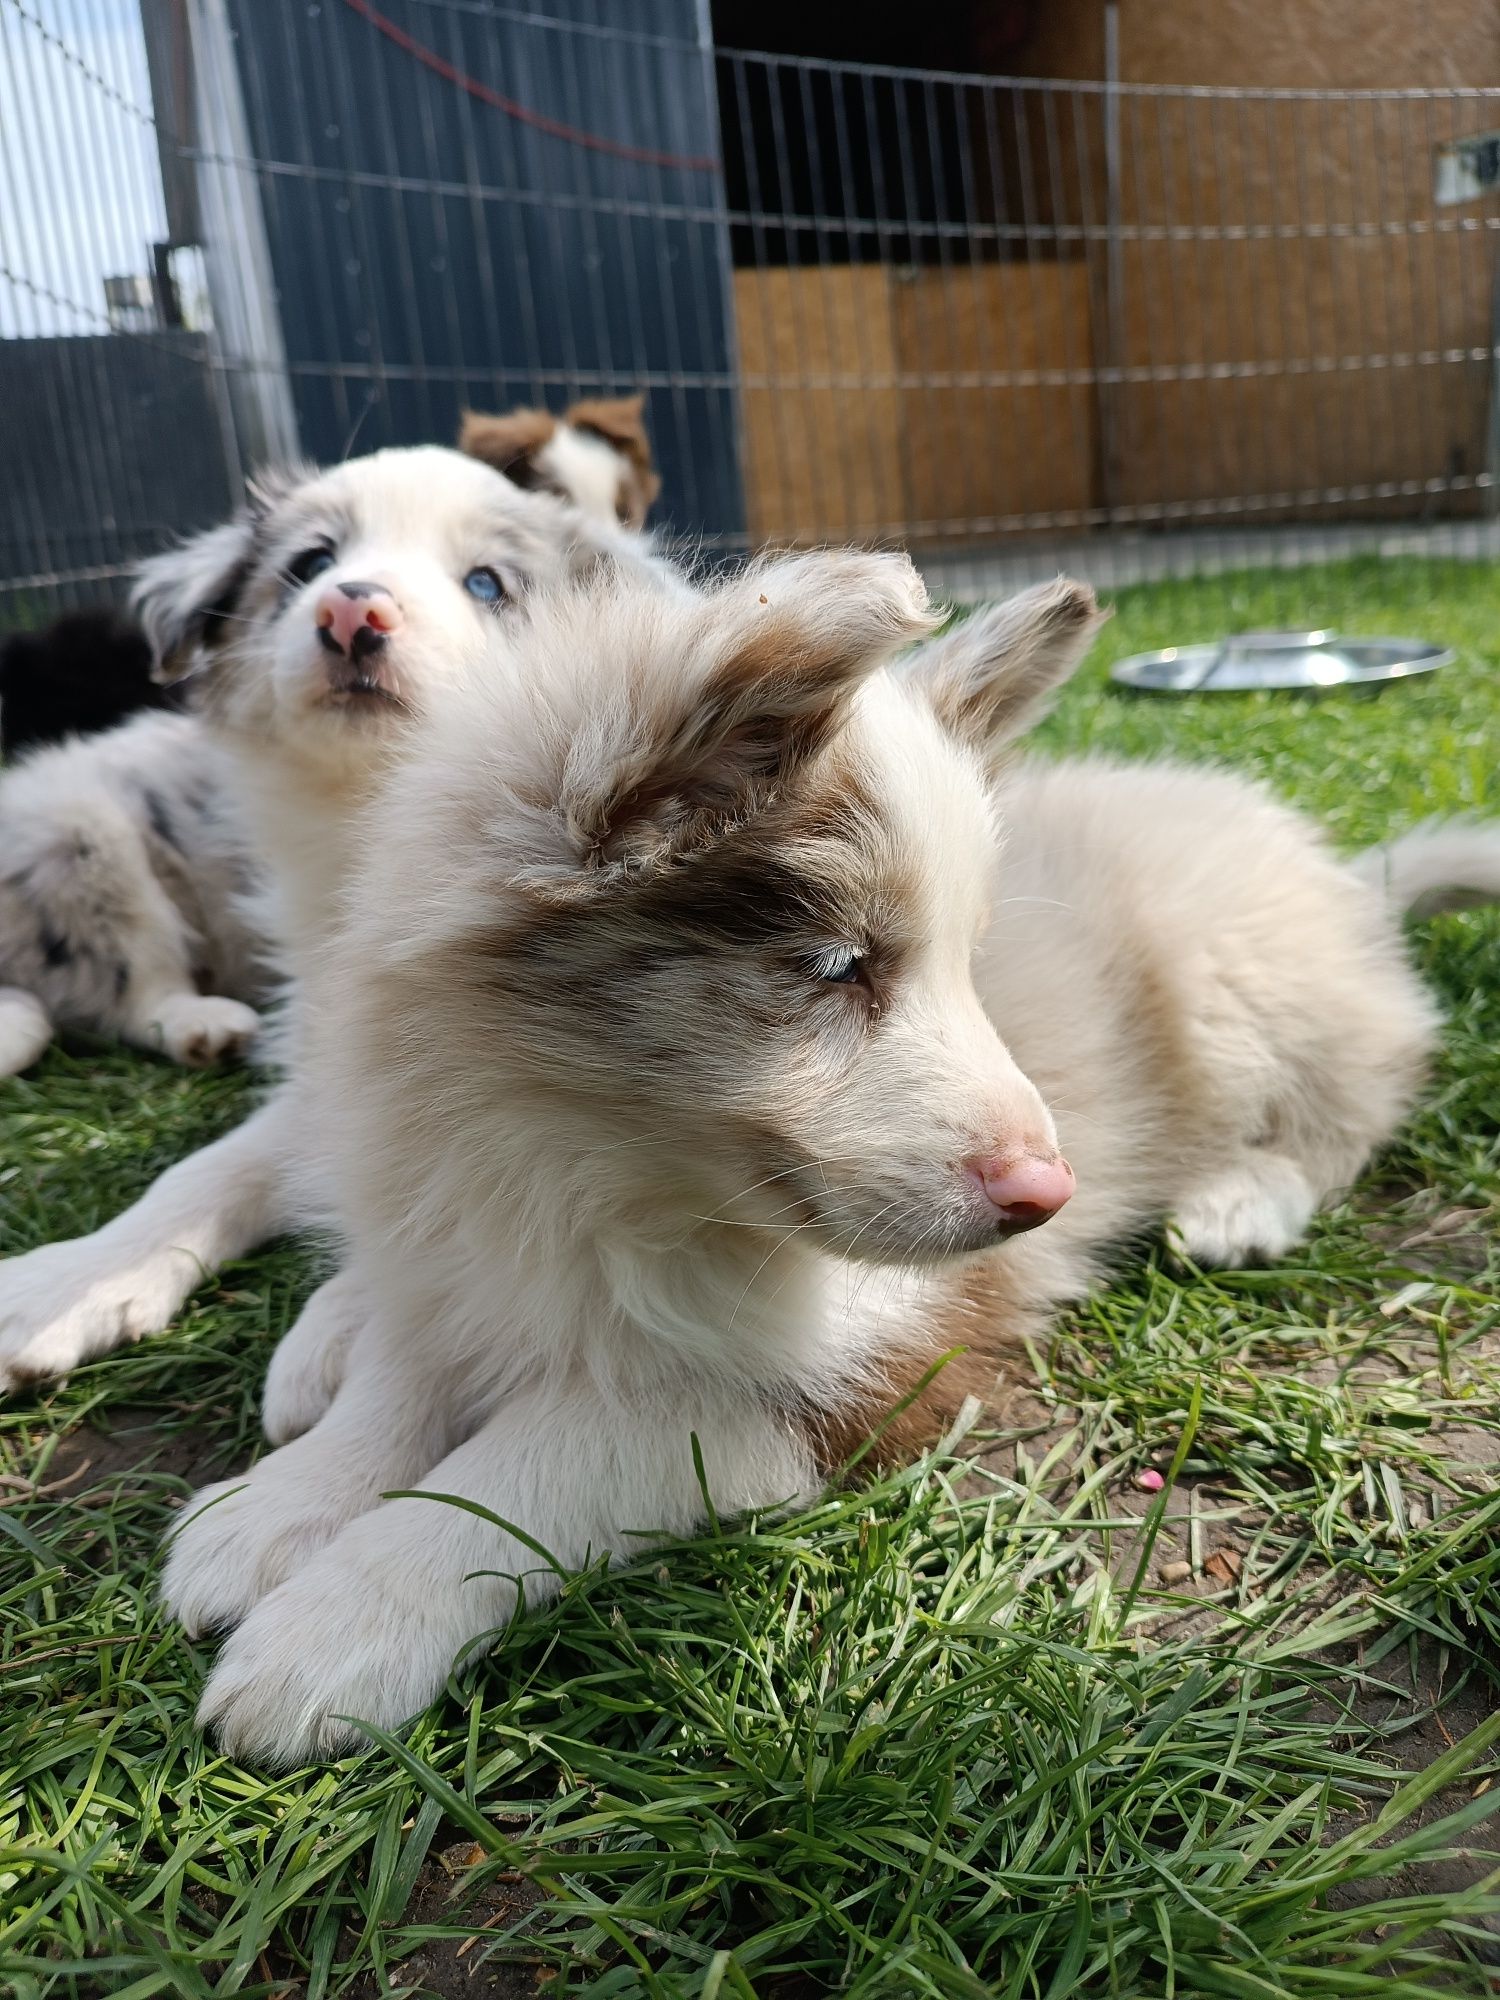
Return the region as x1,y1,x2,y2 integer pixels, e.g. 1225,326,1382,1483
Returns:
1011,0,1500,524
733,264,1097,545
732,267,903,544
732,1,1500,546
1108,77,1496,520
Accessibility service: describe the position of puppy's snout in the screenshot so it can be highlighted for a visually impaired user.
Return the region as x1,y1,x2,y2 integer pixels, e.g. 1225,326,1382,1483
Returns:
315,581,403,661
964,1150,1075,1234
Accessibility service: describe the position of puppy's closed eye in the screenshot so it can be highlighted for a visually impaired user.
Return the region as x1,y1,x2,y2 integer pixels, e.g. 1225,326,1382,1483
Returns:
804,946,873,993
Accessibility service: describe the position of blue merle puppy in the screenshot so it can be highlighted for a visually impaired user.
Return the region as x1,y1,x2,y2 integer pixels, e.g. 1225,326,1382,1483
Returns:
0,396,664,1078
0,707,266,1074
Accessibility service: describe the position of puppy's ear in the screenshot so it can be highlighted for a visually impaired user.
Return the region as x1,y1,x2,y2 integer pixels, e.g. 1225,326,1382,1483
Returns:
131,516,258,683
131,465,306,682
566,550,936,864
913,578,1107,767
457,406,559,491
563,391,648,450
563,392,661,524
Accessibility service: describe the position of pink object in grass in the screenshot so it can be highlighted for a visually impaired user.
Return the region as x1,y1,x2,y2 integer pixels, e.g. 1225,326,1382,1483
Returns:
1136,1469,1166,1492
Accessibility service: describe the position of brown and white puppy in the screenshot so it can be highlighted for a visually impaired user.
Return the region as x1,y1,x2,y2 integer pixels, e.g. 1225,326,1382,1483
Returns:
0,445,674,1401
157,553,1500,1765
459,392,661,531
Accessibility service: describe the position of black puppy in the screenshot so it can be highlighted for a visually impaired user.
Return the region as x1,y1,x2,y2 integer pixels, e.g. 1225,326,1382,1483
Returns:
0,609,180,761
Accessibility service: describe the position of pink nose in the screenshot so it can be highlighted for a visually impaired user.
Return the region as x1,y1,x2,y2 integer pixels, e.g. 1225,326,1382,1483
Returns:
314,580,403,658
965,1151,1075,1233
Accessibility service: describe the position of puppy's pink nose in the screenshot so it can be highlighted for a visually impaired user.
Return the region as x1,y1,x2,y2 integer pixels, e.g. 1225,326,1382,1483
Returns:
314,580,403,658
965,1151,1075,1233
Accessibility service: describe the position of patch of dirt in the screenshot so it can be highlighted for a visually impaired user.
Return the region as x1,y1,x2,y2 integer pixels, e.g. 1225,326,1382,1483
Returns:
342,1840,549,1999
1367,1194,1500,1284
35,1407,242,1497
1326,1646,1500,1966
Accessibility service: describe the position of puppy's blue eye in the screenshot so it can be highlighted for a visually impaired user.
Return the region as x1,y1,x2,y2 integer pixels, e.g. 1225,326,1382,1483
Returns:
288,545,336,586
464,566,505,605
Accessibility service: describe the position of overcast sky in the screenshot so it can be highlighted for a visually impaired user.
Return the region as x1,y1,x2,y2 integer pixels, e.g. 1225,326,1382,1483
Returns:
0,0,167,339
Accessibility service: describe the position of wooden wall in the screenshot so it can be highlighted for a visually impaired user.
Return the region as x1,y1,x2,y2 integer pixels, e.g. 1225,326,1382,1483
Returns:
1108,3,1500,520
733,264,1096,545
733,268,902,544
893,266,1098,536
731,1,1500,545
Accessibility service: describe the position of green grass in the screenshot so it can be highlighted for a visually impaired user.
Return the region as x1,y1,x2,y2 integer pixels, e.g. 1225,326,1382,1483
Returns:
4,553,1500,1996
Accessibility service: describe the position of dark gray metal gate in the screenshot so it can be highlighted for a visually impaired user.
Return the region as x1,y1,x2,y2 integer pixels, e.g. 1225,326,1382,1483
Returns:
221,0,743,540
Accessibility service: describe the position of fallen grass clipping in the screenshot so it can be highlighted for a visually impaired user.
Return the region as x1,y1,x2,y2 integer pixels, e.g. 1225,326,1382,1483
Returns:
3,552,1500,1995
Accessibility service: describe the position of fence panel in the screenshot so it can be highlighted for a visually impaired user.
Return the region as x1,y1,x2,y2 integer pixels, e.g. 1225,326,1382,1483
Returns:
2,1,1497,626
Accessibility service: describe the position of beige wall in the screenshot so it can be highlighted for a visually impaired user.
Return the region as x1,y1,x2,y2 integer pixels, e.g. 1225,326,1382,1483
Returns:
1117,0,1500,92
732,4,1500,544
733,267,904,544
1107,3,1500,517
893,265,1098,536
733,265,1097,545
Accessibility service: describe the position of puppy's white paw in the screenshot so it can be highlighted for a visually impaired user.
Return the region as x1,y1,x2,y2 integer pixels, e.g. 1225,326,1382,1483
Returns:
162,1446,361,1636
0,1238,185,1392
147,994,261,1068
163,1474,312,1637
1170,1154,1315,1268
262,1270,366,1445
196,1547,469,1767
0,988,53,1076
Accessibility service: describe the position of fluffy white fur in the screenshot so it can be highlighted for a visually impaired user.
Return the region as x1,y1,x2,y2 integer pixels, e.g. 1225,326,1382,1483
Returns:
1350,818,1500,919
0,711,264,1073
157,554,1498,1766
0,445,669,1396
534,425,632,527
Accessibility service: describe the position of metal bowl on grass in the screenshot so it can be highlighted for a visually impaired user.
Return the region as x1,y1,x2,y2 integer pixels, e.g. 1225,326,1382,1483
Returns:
1110,630,1454,694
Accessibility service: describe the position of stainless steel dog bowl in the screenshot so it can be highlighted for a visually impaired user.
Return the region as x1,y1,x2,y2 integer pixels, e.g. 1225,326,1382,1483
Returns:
1110,630,1454,694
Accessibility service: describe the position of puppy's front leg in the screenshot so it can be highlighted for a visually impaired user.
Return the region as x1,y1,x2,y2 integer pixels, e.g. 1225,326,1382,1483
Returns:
261,1264,370,1443
0,1092,297,1391
195,1379,820,1766
163,1316,460,1637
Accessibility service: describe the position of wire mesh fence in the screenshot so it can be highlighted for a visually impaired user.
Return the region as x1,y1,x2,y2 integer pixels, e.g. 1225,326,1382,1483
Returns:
3,0,1499,629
